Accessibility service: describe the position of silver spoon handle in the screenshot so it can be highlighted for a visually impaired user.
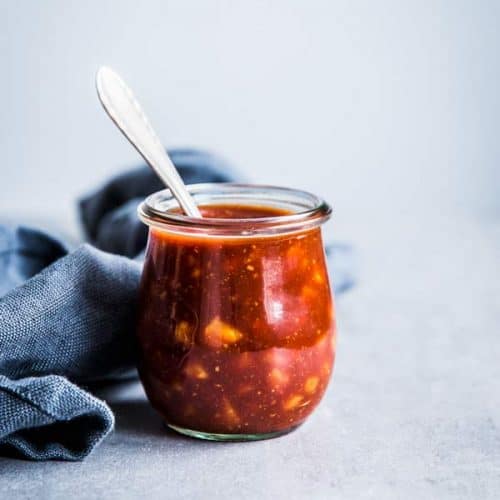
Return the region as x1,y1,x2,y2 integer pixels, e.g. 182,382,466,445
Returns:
96,67,202,218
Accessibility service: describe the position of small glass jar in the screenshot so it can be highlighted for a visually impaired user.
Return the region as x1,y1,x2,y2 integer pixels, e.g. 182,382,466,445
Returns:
136,183,336,441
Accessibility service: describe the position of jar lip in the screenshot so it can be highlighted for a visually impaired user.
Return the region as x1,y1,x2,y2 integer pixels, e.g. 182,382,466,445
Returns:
138,183,332,237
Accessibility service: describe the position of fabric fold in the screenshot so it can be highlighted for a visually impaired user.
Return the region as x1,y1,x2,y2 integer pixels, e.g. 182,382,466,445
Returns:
0,245,140,461
0,374,113,461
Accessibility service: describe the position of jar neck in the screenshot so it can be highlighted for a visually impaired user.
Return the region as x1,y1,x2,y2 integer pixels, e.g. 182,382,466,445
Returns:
138,183,332,239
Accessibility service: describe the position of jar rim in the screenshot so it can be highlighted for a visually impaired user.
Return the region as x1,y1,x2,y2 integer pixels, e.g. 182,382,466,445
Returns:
138,183,332,237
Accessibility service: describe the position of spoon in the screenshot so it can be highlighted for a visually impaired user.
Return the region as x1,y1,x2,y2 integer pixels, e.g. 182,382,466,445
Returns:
96,66,202,218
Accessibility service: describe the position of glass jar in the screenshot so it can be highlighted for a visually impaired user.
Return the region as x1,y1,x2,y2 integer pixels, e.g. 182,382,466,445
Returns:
136,183,336,441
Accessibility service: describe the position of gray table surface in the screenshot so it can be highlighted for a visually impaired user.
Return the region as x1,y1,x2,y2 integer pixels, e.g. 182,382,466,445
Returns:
1,211,499,500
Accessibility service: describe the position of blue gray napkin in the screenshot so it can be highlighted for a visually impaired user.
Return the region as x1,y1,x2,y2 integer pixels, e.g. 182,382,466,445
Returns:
0,149,355,461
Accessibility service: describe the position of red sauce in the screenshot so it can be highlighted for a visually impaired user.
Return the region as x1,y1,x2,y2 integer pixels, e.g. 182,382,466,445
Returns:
136,204,336,435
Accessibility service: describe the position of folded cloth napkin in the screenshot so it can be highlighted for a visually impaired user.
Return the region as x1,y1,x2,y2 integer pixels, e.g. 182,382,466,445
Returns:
0,148,355,461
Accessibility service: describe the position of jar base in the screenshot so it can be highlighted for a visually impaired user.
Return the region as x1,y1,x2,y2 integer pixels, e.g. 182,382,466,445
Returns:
165,423,301,442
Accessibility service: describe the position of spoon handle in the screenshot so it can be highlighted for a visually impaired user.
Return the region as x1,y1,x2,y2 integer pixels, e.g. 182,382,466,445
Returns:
96,67,202,218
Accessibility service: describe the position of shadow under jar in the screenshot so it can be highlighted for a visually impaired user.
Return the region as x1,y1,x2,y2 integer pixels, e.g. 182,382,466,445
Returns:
136,184,336,441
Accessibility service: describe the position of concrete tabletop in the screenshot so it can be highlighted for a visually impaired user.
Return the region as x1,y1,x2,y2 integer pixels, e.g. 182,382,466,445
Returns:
1,212,499,499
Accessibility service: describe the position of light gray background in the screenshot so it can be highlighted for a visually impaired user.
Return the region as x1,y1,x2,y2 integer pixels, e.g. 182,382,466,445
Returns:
1,1,499,499
1,0,499,228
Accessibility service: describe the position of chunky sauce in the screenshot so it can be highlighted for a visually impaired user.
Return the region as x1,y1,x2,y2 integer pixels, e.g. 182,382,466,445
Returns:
136,204,335,435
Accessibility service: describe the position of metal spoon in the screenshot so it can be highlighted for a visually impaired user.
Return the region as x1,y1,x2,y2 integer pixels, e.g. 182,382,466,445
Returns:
96,66,202,218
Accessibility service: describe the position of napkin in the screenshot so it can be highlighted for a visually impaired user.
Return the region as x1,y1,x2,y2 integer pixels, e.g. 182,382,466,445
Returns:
0,149,354,461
